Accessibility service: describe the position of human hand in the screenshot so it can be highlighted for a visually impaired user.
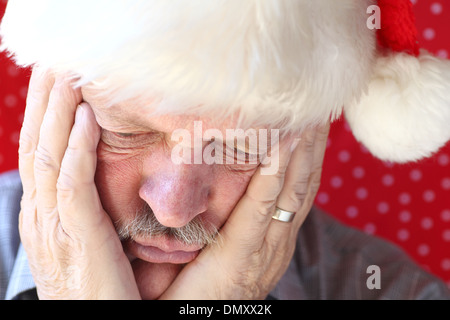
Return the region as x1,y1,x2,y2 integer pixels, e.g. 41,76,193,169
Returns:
161,121,330,299
18,68,141,299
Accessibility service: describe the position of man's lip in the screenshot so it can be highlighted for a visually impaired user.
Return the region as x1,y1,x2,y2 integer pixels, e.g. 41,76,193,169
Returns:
132,236,204,253
123,237,203,264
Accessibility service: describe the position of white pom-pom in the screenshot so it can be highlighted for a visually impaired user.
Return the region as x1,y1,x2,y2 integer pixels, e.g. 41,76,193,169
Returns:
345,50,450,163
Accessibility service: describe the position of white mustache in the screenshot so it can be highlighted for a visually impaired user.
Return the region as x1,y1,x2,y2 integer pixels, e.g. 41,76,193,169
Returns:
116,205,219,246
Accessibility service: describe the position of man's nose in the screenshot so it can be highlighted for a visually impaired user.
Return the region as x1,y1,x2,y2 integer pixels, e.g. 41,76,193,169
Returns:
139,162,211,228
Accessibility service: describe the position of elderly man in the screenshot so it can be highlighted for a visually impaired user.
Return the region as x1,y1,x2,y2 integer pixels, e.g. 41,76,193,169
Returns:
1,1,450,300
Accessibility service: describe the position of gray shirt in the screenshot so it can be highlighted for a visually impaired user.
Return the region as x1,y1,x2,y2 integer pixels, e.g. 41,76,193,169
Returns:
1,170,449,300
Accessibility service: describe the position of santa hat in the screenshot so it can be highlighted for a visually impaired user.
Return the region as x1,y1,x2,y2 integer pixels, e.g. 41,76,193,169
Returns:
1,0,450,163
345,0,450,162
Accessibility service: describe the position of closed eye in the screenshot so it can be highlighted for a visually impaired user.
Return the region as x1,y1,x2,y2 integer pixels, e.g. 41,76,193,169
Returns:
113,132,136,138
100,129,161,147
223,143,260,164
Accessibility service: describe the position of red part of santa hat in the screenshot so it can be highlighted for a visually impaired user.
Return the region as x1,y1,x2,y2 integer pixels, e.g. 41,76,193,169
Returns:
376,0,420,56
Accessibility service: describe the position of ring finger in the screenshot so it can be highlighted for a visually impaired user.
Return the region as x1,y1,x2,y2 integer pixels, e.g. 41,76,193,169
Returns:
266,126,317,241
267,121,330,241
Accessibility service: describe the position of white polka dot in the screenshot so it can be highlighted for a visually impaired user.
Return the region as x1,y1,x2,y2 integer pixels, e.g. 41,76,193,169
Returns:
430,2,443,15
377,202,389,214
441,177,450,190
398,192,411,205
383,161,394,169
437,49,449,59
17,112,25,125
352,166,365,179
6,65,20,77
421,217,433,230
10,131,20,145
441,209,450,222
338,150,351,163
4,94,18,108
409,169,422,182
346,206,359,218
399,210,412,223
382,174,394,187
423,28,436,40
417,244,430,256
443,229,450,242
343,122,352,132
355,187,368,200
438,153,449,166
316,192,330,205
441,259,450,271
410,0,417,5
364,223,376,235
19,86,28,99
330,176,343,188
423,190,436,203
397,229,410,241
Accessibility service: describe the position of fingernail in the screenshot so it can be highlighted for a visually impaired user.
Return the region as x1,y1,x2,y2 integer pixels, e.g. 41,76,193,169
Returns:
290,138,301,152
75,104,85,123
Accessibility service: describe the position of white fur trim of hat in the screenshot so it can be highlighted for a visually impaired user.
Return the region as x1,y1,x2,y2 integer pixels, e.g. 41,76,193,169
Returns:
1,0,449,163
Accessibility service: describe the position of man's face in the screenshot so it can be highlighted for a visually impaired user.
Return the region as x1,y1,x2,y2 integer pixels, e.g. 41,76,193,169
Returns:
81,87,262,299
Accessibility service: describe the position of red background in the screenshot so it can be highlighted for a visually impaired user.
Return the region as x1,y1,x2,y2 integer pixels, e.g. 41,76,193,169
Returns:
1,1,449,287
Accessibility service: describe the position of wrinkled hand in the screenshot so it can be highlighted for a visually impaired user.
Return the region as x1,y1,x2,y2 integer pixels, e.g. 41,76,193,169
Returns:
18,68,140,299
161,121,330,299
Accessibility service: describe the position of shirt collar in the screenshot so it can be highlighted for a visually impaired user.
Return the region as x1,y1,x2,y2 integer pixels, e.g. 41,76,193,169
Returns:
5,244,36,300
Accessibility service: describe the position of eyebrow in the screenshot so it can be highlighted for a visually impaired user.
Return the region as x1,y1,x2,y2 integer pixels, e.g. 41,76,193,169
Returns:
93,110,153,135
98,109,135,124
83,94,148,126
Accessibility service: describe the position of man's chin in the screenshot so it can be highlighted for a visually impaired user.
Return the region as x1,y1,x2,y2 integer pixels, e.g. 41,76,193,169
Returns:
131,259,184,300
